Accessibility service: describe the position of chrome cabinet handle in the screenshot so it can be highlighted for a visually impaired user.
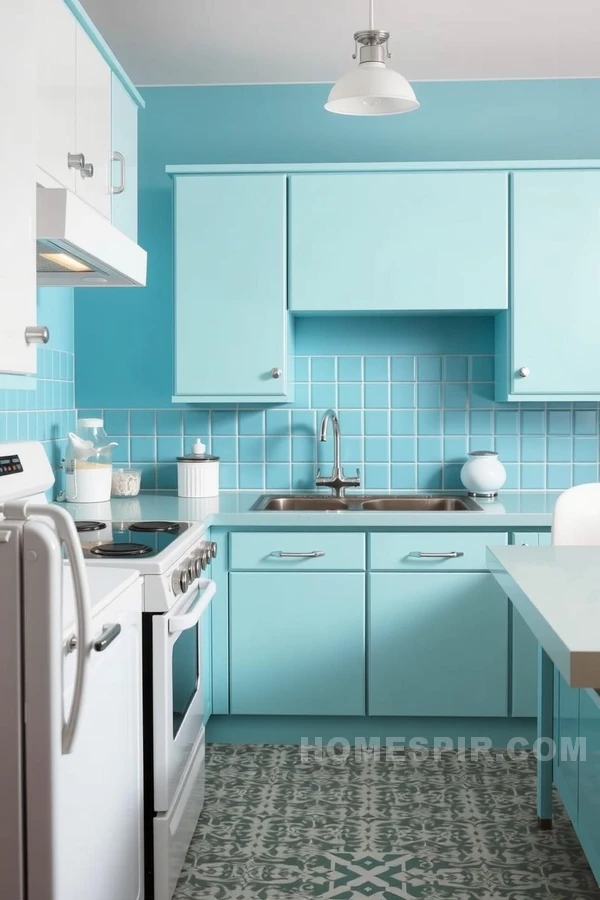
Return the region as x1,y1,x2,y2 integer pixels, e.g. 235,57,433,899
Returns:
409,551,464,558
111,151,126,194
271,367,282,379
269,550,326,558
25,325,50,345
93,623,122,652
518,367,530,378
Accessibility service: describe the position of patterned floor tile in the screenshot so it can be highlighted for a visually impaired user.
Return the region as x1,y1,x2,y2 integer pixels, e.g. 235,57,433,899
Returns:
173,745,600,900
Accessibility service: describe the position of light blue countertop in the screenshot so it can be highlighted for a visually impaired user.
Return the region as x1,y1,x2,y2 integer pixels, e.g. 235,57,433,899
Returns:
488,545,600,690
58,490,560,529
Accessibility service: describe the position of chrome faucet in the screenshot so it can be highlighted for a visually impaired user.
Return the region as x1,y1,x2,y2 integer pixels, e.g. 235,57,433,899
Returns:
316,409,361,497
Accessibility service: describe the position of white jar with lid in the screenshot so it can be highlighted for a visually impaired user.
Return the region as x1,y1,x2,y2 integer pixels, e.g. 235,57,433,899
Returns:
460,450,506,498
177,439,220,498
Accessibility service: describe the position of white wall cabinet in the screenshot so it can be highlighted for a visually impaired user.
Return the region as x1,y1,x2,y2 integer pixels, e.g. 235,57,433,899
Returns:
36,0,77,193
75,27,112,218
0,0,37,376
36,0,112,219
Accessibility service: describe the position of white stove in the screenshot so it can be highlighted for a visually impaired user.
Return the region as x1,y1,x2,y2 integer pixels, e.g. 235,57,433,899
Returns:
73,517,217,612
0,441,216,900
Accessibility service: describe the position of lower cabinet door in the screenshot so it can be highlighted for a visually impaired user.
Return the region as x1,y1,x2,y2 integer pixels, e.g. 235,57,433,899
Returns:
554,671,580,825
577,689,600,877
369,573,509,716
511,532,550,717
229,572,365,715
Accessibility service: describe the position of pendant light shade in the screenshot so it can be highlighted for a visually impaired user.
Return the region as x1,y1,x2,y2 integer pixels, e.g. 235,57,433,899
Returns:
326,0,419,117
325,63,419,116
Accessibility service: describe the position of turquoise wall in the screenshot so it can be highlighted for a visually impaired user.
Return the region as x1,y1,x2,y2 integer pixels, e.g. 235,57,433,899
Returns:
0,288,76,495
74,79,600,491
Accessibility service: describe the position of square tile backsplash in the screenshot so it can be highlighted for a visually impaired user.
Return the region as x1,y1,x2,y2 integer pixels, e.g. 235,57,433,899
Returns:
83,355,600,492
0,347,76,496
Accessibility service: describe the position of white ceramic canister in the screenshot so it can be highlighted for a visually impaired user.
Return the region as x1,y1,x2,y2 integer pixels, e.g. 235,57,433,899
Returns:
177,439,220,498
460,450,506,498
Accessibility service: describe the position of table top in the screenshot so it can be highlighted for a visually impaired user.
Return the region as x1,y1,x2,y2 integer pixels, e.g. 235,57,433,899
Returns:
487,545,600,689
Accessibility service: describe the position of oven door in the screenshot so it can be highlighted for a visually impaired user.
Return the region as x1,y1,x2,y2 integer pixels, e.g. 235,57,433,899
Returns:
152,578,215,812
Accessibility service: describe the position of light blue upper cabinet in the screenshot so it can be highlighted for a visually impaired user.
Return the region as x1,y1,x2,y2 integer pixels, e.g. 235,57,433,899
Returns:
229,572,365,716
289,172,508,313
369,572,509,717
172,174,293,403
110,74,138,242
497,170,600,401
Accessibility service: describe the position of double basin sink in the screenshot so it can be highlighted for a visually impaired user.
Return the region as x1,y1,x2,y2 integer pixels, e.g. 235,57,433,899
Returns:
252,494,483,512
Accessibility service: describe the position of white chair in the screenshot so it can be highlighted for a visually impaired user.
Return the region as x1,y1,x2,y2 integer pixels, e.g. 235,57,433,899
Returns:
551,483,600,546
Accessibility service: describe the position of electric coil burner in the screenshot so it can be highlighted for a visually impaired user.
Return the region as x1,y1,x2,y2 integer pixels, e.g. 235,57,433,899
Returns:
129,521,181,534
75,521,107,533
89,542,153,557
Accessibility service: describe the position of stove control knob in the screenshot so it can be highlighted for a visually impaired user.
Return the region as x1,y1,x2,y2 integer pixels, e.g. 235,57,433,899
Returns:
179,567,189,594
171,569,182,595
187,558,196,583
194,555,202,578
208,541,217,559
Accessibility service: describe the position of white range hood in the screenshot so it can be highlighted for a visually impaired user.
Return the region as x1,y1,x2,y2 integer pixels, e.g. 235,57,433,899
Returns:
36,186,147,287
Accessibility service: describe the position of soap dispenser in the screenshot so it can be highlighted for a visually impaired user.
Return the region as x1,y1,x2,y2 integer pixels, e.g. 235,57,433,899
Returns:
176,438,220,498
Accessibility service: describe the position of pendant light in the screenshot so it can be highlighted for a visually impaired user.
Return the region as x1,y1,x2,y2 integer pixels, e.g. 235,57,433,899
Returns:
325,0,419,116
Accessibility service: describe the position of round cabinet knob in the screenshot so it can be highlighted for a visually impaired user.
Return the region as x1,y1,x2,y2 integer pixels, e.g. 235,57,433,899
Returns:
518,367,530,378
271,367,282,379
25,326,50,345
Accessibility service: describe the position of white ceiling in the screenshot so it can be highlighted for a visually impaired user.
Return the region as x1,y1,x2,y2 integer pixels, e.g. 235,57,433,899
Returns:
81,0,600,86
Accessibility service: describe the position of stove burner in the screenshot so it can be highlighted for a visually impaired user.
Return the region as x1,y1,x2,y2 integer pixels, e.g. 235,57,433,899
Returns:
90,542,153,558
76,521,107,533
128,521,181,534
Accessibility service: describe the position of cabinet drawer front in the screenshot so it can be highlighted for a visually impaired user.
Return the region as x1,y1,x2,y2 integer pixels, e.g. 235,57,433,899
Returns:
370,532,507,571
230,532,365,571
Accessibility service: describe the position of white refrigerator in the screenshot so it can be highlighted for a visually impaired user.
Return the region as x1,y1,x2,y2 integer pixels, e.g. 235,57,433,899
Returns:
0,441,144,900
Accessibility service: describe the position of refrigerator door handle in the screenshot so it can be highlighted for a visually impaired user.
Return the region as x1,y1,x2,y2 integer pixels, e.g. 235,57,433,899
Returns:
26,504,92,754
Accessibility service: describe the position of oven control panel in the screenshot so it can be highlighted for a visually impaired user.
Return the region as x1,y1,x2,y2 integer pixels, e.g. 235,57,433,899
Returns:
171,540,218,596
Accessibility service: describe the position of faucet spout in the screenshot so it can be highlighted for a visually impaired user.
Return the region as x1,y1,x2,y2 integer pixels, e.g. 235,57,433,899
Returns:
316,409,360,498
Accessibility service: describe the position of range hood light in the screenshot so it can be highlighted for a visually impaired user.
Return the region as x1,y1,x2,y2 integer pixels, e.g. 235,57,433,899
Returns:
39,252,93,273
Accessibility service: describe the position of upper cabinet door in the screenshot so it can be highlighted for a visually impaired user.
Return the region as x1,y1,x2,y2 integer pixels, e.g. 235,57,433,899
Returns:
74,28,112,218
289,172,508,313
173,175,292,403
510,171,600,397
0,0,36,375
36,0,77,191
111,74,138,241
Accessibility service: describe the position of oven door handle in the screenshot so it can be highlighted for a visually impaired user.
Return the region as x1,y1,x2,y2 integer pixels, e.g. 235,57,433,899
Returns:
168,579,216,634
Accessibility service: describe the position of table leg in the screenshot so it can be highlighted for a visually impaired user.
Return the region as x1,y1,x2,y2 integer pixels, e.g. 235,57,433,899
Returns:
537,644,554,829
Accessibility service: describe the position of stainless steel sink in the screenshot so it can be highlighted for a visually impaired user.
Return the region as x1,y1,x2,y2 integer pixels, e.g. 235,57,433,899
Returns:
252,494,482,511
259,496,350,511
360,496,481,511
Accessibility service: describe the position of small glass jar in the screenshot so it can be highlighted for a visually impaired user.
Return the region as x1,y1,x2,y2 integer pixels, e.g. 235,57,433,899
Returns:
460,450,506,498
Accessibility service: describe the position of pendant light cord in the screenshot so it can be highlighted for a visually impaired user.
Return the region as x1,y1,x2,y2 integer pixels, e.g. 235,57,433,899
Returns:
369,0,375,29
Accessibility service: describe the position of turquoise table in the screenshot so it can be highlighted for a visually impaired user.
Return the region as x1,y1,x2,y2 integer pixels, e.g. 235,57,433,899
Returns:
488,545,600,882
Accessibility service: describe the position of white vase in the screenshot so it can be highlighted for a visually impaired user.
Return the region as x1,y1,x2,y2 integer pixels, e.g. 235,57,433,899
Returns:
460,450,506,497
